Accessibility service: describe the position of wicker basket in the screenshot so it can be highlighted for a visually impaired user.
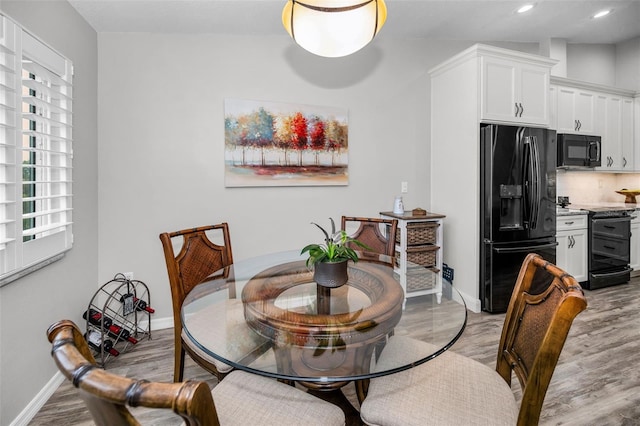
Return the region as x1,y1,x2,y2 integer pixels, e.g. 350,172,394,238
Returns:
396,222,439,246
395,245,439,268
395,268,438,293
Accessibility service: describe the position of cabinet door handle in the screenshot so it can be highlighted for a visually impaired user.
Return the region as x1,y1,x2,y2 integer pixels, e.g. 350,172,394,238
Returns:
515,103,520,117
564,221,574,225
623,157,627,167
519,103,523,117
578,120,582,131
574,120,578,131
571,235,576,248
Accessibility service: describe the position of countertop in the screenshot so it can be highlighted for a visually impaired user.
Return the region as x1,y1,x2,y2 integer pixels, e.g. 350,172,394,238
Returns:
557,203,639,216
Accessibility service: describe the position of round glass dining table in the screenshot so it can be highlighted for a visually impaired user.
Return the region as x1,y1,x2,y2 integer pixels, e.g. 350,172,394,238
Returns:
181,250,467,394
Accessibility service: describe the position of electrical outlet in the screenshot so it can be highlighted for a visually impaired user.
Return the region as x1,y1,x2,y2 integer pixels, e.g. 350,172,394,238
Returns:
123,272,134,281
401,181,408,193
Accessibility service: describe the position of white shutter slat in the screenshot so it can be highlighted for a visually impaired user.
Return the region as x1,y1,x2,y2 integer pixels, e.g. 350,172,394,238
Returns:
0,13,73,285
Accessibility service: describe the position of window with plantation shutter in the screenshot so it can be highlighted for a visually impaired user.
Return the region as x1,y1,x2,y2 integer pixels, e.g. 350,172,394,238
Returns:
0,14,73,286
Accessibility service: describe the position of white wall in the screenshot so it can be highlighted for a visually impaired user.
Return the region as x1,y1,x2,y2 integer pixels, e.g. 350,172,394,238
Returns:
616,37,640,90
96,34,474,322
0,2,98,425
567,43,617,86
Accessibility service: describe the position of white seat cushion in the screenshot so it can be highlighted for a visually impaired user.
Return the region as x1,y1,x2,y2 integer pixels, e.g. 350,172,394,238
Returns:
360,336,518,426
182,299,267,374
212,370,345,426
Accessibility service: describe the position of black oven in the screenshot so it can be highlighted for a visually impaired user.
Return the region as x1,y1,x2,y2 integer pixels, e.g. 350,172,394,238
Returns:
585,208,632,290
557,134,601,168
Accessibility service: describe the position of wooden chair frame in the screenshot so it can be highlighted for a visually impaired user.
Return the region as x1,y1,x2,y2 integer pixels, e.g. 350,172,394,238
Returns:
47,320,220,426
497,253,588,425
159,223,234,382
341,216,398,264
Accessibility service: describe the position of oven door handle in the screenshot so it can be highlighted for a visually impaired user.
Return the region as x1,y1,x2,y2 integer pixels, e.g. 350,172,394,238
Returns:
493,242,558,254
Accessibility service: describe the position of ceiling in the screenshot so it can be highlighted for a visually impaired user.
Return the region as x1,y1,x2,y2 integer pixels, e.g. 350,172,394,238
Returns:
67,0,640,45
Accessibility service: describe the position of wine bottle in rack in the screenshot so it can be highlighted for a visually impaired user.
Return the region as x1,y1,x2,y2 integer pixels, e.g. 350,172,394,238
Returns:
85,330,119,356
133,297,155,313
105,321,138,344
83,309,113,329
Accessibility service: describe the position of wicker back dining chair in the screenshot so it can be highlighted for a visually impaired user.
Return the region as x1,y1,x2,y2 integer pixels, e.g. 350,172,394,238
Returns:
159,224,235,382
360,253,587,426
341,216,398,265
47,320,345,426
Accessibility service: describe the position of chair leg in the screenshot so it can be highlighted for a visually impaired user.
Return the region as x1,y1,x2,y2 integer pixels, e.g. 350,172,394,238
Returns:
355,378,369,405
174,346,186,382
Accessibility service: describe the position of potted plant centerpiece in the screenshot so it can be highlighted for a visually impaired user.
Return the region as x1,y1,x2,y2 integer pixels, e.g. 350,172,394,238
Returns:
301,218,369,288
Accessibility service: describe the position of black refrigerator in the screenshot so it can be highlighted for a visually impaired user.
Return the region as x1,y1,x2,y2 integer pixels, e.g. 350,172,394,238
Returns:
480,124,557,313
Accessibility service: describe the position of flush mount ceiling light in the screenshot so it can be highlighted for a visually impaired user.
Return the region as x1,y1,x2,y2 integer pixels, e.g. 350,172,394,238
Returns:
282,0,387,58
517,4,534,14
593,9,612,18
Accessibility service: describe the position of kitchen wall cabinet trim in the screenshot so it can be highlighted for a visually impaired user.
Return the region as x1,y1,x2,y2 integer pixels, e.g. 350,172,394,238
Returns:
550,76,637,98
556,214,588,283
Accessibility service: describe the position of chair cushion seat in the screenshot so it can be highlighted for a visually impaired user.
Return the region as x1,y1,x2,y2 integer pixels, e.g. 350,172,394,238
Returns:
182,299,267,374
360,336,518,426
212,370,345,426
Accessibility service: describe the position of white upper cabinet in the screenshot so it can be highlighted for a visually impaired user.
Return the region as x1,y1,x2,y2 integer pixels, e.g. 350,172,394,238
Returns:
480,55,551,126
596,95,635,171
551,77,636,172
556,86,595,134
621,97,634,171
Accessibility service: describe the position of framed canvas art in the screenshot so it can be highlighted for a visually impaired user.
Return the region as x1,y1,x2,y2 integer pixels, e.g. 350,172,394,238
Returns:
224,98,349,187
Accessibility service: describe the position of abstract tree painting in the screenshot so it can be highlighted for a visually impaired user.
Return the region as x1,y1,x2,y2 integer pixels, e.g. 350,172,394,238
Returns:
224,98,349,187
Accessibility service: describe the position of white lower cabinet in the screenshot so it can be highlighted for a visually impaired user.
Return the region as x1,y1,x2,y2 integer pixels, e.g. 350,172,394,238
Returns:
556,214,588,283
631,212,640,273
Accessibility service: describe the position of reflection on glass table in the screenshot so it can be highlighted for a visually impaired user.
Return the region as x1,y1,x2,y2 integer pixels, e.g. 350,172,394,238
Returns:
182,250,467,394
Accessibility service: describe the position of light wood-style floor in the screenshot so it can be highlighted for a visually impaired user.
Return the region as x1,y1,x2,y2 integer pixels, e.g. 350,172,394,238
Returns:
30,278,640,425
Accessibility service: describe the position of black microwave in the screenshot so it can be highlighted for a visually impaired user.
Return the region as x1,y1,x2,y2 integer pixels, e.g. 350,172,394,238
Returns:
557,133,601,168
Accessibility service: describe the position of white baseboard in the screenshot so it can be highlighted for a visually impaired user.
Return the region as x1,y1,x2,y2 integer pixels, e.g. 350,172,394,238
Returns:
459,290,482,313
10,315,174,426
10,372,65,426
149,315,173,330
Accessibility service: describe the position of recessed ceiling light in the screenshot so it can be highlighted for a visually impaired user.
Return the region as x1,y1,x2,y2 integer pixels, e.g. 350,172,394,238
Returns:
517,4,534,13
593,9,612,18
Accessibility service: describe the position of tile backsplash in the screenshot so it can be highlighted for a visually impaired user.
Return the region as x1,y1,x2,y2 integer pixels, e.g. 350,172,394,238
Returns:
556,171,640,204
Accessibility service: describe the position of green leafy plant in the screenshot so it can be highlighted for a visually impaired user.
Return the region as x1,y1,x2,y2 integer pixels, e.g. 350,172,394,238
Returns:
301,218,369,268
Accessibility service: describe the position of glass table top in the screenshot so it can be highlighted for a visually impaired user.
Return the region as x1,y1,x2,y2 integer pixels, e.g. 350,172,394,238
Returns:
181,250,467,384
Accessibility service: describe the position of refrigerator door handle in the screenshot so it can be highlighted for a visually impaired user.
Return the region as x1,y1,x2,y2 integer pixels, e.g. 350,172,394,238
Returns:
521,130,531,228
493,241,558,254
522,134,541,231
529,135,541,229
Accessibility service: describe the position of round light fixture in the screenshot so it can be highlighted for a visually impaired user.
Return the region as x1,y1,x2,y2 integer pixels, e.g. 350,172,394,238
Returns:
517,4,534,13
593,9,611,18
282,0,387,58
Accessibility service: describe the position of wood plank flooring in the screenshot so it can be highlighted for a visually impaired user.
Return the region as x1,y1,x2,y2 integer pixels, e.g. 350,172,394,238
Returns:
30,278,640,425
